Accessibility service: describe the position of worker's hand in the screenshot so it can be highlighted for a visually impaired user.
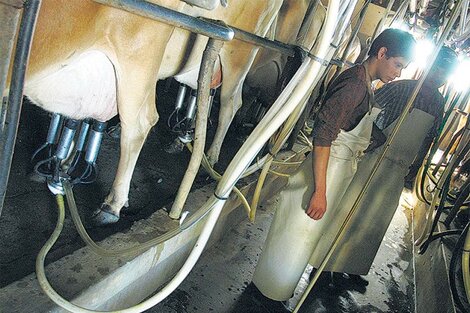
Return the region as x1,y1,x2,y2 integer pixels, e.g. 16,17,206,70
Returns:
306,191,327,220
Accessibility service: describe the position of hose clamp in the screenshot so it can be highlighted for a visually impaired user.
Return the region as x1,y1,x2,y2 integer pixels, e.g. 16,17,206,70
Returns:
307,52,330,67
329,58,344,67
214,192,229,200
47,178,65,195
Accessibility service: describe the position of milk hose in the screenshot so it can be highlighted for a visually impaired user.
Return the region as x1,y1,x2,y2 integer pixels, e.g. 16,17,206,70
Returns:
64,179,218,257
185,142,252,216
37,191,226,312
415,127,470,246
416,92,465,204
449,222,470,312
249,93,309,221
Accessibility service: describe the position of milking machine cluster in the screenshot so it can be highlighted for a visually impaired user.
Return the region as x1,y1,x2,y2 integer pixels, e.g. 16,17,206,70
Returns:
167,83,216,147
31,113,107,193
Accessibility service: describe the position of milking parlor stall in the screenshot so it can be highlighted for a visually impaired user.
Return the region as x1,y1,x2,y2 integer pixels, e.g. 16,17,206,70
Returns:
2,0,470,312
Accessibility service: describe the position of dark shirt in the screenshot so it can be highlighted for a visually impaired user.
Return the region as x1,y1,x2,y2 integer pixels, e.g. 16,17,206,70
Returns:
374,79,445,173
375,79,444,137
312,65,371,147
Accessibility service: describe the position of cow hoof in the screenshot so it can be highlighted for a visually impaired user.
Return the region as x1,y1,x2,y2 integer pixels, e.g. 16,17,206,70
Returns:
164,138,185,154
90,204,120,227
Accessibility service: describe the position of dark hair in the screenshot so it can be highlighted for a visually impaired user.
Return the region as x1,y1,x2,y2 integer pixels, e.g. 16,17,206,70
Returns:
369,28,416,61
433,46,458,74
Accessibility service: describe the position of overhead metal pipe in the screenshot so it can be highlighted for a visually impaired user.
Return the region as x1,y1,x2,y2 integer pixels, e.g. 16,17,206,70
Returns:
229,25,296,57
458,0,469,36
93,1,302,64
389,0,411,27
0,0,41,217
92,0,234,41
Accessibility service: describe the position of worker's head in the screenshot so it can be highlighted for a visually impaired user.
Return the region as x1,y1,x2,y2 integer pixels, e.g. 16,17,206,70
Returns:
368,28,416,83
424,46,458,89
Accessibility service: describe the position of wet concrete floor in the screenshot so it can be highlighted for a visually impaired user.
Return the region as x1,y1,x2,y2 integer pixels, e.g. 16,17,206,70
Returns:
151,192,416,313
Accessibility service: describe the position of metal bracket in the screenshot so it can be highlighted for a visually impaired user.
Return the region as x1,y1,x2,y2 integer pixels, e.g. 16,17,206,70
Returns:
307,51,331,67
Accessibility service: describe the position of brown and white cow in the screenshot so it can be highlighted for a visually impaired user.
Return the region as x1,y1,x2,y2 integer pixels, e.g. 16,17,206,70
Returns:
13,0,283,223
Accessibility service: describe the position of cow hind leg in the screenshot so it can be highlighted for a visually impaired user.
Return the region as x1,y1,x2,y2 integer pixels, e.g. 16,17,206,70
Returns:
97,76,158,224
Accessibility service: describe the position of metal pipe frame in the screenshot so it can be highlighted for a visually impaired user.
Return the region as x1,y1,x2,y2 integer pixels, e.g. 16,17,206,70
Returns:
96,0,300,57
391,0,411,27
93,0,234,41
229,25,296,57
459,0,469,35
0,0,41,217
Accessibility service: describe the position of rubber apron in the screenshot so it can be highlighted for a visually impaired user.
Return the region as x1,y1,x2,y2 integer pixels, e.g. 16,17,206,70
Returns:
310,109,434,275
253,94,380,301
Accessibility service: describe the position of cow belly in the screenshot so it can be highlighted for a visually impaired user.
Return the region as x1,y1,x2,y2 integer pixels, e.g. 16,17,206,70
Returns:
25,51,117,122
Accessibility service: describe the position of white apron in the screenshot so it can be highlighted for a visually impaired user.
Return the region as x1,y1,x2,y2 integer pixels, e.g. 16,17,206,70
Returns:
309,109,434,275
252,106,381,301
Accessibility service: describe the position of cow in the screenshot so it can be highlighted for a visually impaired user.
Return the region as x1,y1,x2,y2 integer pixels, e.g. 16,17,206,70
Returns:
8,0,283,224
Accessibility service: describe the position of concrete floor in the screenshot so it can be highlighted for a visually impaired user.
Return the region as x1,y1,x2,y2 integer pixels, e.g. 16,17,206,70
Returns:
151,191,417,313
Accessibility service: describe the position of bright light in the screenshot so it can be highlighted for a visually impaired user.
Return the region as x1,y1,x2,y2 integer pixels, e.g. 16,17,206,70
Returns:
431,149,444,164
390,21,410,32
413,39,435,69
448,56,470,92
